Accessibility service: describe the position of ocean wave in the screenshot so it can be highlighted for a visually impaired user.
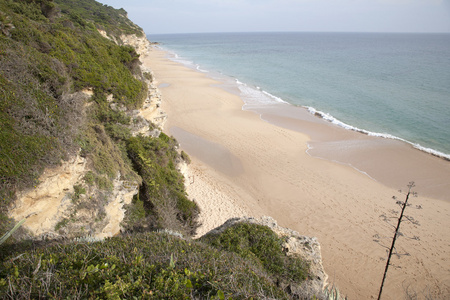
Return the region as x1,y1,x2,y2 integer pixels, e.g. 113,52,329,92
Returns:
306,107,450,161
162,48,210,73
262,91,287,104
157,46,450,161
195,65,209,73
235,79,288,107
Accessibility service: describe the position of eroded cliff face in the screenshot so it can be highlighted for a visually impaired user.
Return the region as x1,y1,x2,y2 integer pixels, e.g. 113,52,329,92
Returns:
138,68,167,129
97,29,150,57
113,31,167,129
120,33,150,57
8,33,164,240
10,164,139,241
10,154,88,238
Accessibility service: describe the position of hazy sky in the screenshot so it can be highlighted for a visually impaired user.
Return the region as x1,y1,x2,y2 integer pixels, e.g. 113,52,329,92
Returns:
98,0,450,34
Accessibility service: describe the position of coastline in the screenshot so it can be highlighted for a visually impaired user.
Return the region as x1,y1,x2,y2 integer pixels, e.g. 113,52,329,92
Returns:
250,101,450,201
143,47,450,299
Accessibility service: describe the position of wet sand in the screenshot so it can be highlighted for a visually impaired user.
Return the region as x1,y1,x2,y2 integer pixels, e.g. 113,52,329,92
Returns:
143,47,450,299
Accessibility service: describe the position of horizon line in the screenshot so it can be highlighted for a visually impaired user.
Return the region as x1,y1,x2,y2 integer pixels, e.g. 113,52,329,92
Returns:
147,30,450,35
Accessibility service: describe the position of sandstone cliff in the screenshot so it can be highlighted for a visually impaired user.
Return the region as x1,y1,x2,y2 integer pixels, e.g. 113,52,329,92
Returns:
9,32,163,240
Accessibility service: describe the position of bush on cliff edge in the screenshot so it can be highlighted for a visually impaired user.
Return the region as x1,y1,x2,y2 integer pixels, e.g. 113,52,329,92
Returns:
0,224,311,299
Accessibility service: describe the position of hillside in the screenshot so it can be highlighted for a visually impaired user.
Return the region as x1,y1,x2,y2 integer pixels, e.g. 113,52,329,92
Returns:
0,0,197,239
0,0,329,298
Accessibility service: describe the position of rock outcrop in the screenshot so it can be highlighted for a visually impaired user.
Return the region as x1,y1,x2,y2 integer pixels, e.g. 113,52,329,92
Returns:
204,216,329,297
120,33,150,57
9,153,140,240
96,29,150,57
138,68,167,130
119,32,167,129
10,154,88,238
97,173,139,239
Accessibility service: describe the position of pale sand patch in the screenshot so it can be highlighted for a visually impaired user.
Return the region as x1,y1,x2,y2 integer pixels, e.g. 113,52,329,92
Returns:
97,175,139,240
178,160,249,238
143,47,450,299
9,154,87,236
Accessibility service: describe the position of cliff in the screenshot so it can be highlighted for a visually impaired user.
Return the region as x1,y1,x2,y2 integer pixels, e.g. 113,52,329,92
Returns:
0,0,330,298
1,0,172,240
7,28,166,241
203,216,328,297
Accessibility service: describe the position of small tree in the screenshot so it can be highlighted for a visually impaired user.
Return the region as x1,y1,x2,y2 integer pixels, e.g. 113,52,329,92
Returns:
375,182,420,300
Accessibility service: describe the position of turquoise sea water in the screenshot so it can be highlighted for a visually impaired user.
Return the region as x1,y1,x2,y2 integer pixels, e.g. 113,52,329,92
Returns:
149,32,450,159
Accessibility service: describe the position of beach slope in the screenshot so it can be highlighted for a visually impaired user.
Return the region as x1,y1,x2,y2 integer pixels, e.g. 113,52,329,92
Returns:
144,48,450,300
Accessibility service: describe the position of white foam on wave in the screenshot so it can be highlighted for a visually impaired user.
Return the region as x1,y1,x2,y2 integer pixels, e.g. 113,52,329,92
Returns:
161,47,210,73
262,91,287,104
306,107,450,161
307,107,364,133
412,144,450,161
158,46,450,161
235,79,288,109
196,65,209,73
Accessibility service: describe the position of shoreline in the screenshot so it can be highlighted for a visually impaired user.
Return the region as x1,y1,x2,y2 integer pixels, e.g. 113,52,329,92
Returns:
249,101,450,201
143,47,450,299
159,45,450,163
159,47,450,201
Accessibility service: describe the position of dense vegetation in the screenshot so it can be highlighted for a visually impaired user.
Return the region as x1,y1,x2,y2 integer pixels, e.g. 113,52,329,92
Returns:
125,134,199,235
200,223,309,284
55,0,144,37
0,0,196,238
0,224,312,299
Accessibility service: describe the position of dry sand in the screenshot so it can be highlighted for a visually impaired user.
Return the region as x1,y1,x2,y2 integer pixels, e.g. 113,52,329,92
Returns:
143,47,450,299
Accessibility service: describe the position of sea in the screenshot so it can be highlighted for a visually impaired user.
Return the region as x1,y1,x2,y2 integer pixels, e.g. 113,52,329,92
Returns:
148,32,450,159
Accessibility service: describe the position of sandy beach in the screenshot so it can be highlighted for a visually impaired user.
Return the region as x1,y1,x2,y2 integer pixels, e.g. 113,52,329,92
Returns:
143,47,450,299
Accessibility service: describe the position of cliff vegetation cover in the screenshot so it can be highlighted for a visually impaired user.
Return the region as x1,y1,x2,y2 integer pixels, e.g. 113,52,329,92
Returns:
0,0,315,298
0,0,197,237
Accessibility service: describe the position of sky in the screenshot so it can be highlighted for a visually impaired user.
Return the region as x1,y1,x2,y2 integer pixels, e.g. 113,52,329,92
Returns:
98,0,450,34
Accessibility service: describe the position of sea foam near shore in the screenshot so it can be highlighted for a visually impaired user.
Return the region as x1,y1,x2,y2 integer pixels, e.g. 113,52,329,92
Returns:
152,32,450,160
162,46,450,161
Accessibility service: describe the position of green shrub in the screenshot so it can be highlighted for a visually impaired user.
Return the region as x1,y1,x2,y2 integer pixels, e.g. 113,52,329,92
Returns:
0,231,294,299
181,150,191,164
201,222,310,284
98,107,131,125
126,135,199,235
83,171,95,185
55,0,144,38
72,184,86,203
105,123,131,141
122,194,146,232
77,123,136,182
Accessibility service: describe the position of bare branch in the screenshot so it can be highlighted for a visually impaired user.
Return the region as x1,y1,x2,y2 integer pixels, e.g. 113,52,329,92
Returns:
377,182,420,300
